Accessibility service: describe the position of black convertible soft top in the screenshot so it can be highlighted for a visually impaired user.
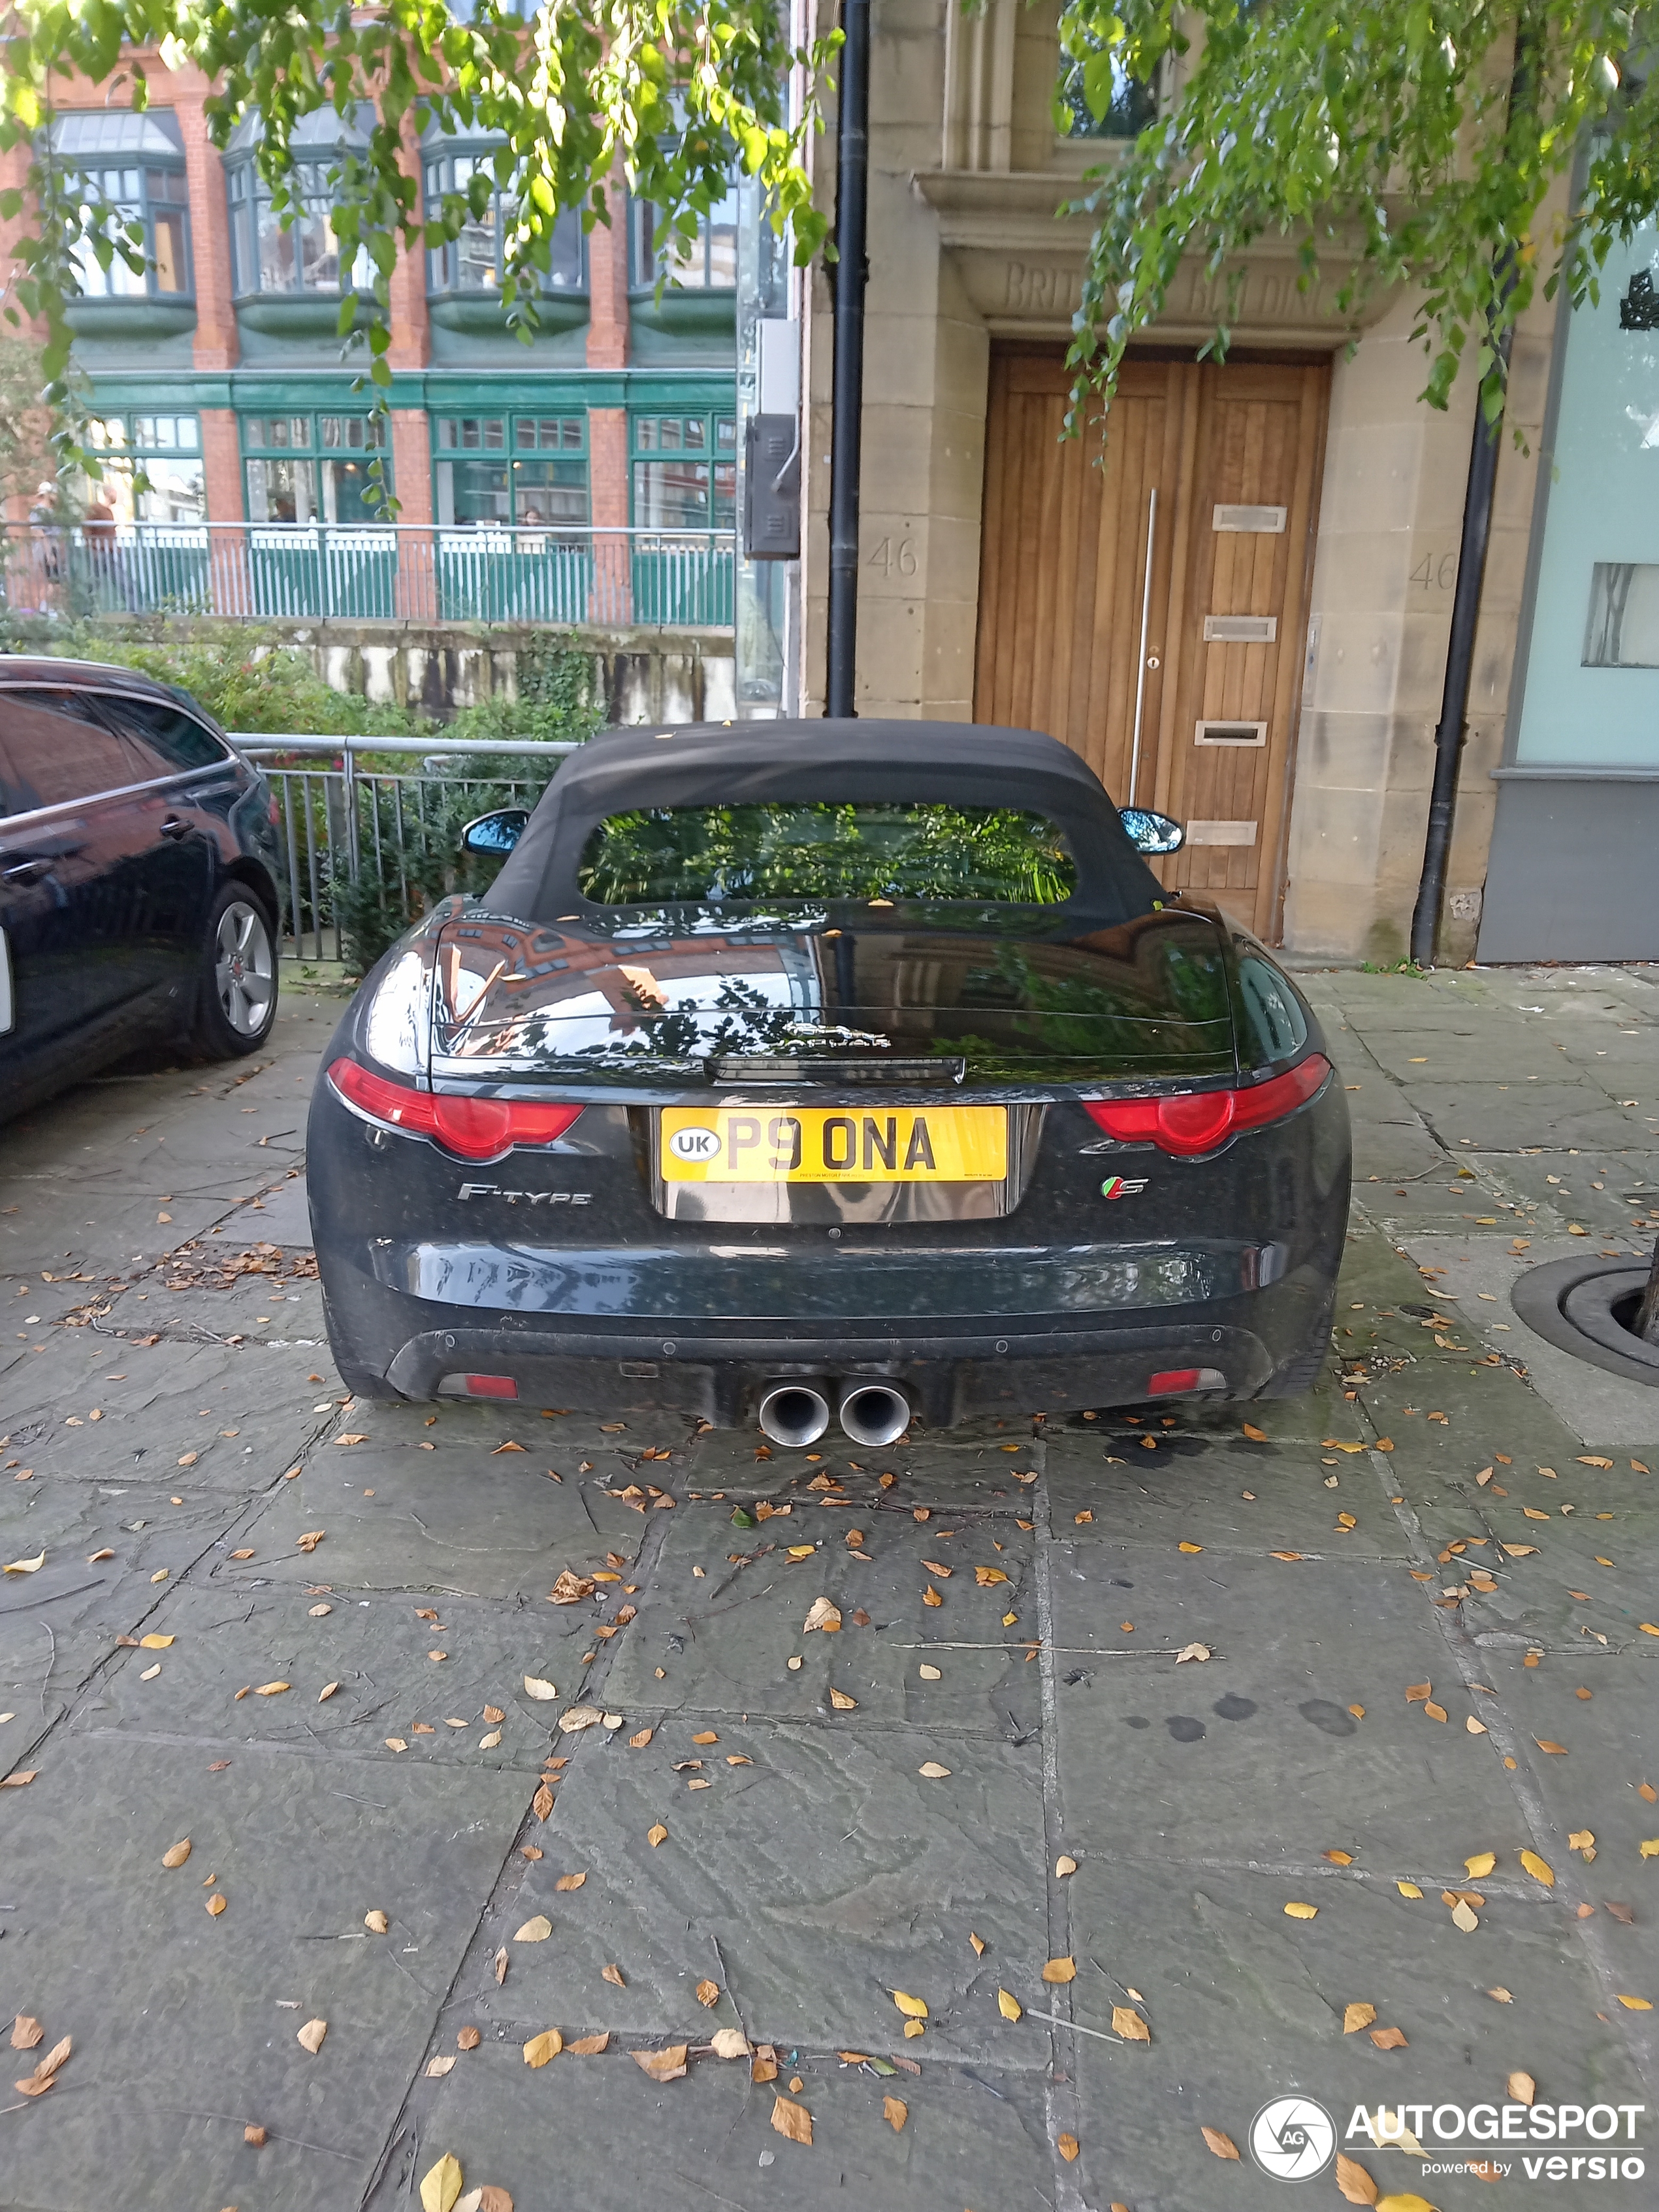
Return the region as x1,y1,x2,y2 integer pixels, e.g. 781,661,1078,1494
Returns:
487,718,1165,922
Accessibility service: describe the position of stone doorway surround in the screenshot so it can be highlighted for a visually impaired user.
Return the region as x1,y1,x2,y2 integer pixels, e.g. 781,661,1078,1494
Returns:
797,0,1560,962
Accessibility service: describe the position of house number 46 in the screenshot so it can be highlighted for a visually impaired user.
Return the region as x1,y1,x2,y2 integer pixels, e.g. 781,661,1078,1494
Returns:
867,536,918,577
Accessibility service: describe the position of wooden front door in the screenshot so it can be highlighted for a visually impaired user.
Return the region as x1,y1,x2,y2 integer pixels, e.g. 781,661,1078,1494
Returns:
975,349,1329,942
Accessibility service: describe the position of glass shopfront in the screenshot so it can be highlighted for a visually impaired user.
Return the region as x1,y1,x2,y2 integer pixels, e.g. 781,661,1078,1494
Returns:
1478,213,1659,962
1511,214,1659,767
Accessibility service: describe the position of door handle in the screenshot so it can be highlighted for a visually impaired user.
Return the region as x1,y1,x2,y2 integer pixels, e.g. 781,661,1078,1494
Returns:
159,815,193,841
1127,487,1159,808
2,846,81,883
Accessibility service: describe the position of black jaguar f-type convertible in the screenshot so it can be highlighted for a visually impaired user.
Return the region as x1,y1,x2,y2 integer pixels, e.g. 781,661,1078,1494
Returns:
307,720,1348,1442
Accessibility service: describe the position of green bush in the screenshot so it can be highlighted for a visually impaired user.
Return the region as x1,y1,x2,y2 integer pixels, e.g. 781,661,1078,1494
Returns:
0,613,419,737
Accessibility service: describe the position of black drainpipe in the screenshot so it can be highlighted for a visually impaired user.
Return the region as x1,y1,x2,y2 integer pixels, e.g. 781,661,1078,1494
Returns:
1408,327,1513,969
824,0,869,719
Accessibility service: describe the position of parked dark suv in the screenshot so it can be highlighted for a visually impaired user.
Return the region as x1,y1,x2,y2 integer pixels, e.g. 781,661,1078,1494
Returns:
0,658,283,1119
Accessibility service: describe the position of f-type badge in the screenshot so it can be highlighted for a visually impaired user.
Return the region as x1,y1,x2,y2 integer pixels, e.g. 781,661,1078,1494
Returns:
1100,1176,1149,1200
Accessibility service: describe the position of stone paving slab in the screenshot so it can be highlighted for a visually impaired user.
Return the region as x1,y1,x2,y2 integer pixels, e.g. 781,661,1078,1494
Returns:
600,1506,1040,1733
62,1578,591,1777
1048,1540,1539,1875
1068,1859,1647,2212
468,1712,1053,2066
1042,1430,1415,1560
366,2035,1054,2212
236,1450,654,1599
0,1733,527,2212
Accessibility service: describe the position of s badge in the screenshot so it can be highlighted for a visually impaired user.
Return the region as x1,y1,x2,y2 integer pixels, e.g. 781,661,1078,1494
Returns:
1100,1176,1149,1200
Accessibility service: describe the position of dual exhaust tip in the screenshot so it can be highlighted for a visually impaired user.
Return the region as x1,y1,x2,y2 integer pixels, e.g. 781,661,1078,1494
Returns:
758,1378,912,1450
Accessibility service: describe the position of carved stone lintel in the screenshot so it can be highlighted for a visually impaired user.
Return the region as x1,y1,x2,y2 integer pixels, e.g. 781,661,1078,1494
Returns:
914,170,1386,344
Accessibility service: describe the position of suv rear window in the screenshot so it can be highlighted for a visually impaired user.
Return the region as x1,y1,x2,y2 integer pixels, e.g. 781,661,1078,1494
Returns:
577,803,1078,906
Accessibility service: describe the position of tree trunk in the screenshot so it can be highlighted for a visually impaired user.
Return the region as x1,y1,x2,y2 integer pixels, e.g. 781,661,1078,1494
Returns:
1638,1238,1659,1346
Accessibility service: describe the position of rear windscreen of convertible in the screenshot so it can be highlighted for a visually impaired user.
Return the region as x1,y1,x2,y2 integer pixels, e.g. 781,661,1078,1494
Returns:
577,803,1078,906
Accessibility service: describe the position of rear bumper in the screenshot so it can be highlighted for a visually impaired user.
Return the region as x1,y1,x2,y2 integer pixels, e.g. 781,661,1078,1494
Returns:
324,1249,1325,1422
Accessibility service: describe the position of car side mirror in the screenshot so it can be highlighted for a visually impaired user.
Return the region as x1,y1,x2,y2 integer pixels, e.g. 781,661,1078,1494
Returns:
460,807,530,857
1119,807,1185,855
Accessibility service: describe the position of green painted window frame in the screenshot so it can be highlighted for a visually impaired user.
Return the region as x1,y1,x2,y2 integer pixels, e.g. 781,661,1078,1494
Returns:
628,409,737,532
431,410,590,528
238,408,389,523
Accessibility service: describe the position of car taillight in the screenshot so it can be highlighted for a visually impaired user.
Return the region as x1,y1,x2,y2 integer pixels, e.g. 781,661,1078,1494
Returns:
1083,1054,1330,1158
327,1058,583,1163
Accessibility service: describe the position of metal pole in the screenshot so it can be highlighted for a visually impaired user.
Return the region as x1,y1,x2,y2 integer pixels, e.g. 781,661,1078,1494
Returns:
824,0,869,719
1126,487,1158,805
1408,349,1511,969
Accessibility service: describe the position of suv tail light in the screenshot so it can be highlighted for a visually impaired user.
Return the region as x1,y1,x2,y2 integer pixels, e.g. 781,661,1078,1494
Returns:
1084,1054,1330,1158
328,1058,583,1164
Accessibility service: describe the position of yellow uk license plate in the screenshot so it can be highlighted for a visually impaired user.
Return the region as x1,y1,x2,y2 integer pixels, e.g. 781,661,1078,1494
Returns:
658,1106,1007,1183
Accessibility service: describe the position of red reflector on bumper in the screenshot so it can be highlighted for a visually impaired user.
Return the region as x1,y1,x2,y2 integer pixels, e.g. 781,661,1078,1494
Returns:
464,1374,519,1399
1149,1368,1201,1395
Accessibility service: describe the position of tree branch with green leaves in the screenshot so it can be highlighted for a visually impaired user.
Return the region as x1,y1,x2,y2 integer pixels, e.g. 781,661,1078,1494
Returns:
0,0,839,495
1058,0,1658,427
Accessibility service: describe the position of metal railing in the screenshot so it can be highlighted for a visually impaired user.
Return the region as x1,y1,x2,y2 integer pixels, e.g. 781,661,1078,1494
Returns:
1,521,736,631
233,731,579,965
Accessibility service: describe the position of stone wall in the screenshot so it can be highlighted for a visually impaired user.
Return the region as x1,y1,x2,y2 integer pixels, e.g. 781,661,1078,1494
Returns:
266,621,737,728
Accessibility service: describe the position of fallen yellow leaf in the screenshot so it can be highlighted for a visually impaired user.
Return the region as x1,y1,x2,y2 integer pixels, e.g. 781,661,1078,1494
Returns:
1519,1850,1555,1885
884,2094,907,2131
648,1823,668,1847
1055,1855,1078,1877
998,1988,1022,2021
1464,1851,1496,1878
297,2018,327,2055
1112,2005,1150,2042
1042,1956,1077,1982
1617,1995,1653,2011
1,1554,44,1575
253,1681,290,1697
205,1893,227,1917
1283,1902,1317,1919
419,2153,463,2212
1177,1541,1203,1553
514,1916,553,1942
828,1688,857,1710
1335,2150,1379,2205
1057,2132,1080,2162
365,1910,389,1932
1344,2002,1377,2034
892,1990,928,2018
523,1676,558,1701
139,1634,174,1650
523,2029,562,2067
634,2043,689,2082
771,2092,812,2144
918,1761,952,1778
